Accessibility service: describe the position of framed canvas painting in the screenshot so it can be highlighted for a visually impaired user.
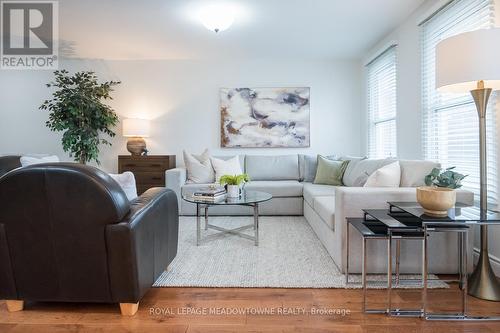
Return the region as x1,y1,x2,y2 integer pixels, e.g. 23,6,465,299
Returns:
220,87,310,148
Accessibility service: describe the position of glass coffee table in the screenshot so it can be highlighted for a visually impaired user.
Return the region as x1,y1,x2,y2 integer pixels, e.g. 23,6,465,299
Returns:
182,190,272,246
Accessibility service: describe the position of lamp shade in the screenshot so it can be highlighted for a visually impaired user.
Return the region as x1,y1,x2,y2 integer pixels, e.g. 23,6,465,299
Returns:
436,28,500,93
122,118,150,137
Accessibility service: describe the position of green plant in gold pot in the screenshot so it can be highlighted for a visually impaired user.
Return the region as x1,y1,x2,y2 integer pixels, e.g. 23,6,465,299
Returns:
417,167,467,216
219,174,250,198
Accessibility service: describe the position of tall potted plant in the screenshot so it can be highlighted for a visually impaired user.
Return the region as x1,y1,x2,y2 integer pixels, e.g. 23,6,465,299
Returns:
417,167,467,216
40,70,121,164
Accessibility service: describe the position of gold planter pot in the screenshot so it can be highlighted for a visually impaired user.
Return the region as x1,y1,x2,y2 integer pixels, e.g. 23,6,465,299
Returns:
416,186,456,216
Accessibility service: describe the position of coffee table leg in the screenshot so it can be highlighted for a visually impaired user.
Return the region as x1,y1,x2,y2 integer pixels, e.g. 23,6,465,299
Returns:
196,203,201,246
205,205,209,230
254,204,259,246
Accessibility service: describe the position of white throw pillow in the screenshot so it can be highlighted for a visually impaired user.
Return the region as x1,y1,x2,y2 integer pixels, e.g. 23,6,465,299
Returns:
20,155,60,167
183,149,215,183
399,160,441,187
210,156,243,182
109,171,138,201
364,161,401,187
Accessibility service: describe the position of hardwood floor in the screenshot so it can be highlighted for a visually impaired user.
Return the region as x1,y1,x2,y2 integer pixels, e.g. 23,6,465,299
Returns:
1,286,500,332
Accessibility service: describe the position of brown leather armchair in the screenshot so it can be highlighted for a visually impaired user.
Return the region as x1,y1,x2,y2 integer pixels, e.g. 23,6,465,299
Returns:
0,161,179,316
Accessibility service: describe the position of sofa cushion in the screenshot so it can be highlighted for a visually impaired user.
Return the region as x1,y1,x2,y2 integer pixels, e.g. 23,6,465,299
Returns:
302,182,336,206
245,155,299,180
182,181,303,198
342,158,395,187
312,196,335,230
243,180,303,197
399,160,441,187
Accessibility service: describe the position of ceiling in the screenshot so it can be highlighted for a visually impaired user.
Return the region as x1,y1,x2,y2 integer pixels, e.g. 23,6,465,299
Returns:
59,0,425,61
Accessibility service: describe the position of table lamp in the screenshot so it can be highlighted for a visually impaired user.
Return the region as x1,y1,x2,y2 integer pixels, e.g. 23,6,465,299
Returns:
122,118,150,156
436,28,500,301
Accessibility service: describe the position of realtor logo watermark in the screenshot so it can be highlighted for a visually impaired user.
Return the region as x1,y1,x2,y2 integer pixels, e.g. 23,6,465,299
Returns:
1,0,58,69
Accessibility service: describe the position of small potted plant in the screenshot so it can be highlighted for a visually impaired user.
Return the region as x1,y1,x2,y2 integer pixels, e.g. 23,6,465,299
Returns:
219,174,250,198
417,167,467,216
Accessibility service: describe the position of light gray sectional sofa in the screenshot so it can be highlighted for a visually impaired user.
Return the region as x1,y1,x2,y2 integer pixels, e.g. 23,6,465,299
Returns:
166,154,474,274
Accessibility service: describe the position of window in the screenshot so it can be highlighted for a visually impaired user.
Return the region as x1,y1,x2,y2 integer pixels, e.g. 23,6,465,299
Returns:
367,45,397,158
421,0,497,207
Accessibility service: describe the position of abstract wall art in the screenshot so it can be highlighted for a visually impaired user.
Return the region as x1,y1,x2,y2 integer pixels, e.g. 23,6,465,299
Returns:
220,87,310,148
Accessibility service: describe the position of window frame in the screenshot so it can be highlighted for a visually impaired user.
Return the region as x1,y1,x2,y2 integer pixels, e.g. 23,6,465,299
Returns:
366,45,398,159
420,0,497,207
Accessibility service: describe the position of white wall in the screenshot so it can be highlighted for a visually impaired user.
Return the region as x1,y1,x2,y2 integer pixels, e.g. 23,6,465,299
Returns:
363,0,500,273
0,58,363,172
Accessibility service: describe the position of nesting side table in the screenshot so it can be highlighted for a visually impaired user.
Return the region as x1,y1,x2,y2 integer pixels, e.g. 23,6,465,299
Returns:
347,201,500,321
346,210,425,316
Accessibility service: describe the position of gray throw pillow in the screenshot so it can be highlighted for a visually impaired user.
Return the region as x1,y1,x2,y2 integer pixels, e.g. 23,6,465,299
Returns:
339,156,367,186
313,156,349,186
352,173,370,187
342,157,396,187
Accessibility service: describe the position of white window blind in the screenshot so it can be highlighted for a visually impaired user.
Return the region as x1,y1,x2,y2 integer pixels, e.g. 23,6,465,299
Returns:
367,45,397,158
421,0,497,207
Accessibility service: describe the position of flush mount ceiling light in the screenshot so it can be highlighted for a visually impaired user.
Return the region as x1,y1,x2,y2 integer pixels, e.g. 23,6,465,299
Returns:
198,4,235,33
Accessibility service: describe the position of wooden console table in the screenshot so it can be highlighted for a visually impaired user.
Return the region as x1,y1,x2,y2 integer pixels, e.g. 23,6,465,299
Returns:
118,155,176,194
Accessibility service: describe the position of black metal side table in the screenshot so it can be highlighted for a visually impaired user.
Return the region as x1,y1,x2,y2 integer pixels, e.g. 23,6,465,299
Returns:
389,202,500,321
348,201,500,321
345,217,389,313
346,210,425,316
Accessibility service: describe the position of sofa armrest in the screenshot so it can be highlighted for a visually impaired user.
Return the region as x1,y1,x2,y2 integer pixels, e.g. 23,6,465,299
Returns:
105,188,179,303
335,187,474,219
333,187,474,272
166,168,187,210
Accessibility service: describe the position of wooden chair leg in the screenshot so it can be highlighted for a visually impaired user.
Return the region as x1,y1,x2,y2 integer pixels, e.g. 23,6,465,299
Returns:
5,300,24,312
119,302,139,316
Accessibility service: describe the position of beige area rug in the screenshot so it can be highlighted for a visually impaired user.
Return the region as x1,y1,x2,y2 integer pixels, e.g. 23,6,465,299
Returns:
154,216,447,289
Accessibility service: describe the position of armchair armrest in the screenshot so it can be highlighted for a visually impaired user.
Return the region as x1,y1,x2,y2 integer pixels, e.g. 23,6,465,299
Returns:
166,168,187,210
105,188,179,303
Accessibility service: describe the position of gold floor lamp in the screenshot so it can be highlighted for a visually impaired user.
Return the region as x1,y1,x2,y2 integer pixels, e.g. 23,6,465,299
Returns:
436,28,500,301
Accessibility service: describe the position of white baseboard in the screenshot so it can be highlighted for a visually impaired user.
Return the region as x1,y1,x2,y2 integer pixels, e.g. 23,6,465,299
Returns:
473,248,500,275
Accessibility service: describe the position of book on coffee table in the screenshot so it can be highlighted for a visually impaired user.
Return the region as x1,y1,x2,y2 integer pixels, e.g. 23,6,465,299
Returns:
193,186,226,197
191,193,226,201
